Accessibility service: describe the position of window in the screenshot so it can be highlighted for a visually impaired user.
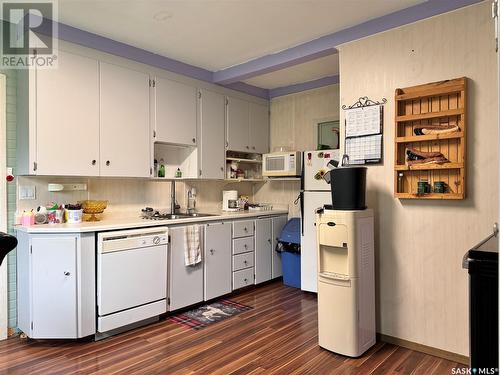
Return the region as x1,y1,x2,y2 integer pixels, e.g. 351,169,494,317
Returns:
317,120,340,150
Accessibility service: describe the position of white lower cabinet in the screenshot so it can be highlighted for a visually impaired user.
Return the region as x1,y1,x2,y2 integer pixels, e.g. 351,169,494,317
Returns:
168,226,203,311
233,268,254,290
16,231,96,339
272,215,288,279
204,222,232,300
255,218,273,284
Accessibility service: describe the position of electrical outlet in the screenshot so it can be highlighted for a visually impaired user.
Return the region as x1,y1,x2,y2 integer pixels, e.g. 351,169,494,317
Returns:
19,185,36,200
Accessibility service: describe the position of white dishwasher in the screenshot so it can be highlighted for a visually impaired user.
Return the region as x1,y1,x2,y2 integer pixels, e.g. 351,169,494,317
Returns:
97,227,168,336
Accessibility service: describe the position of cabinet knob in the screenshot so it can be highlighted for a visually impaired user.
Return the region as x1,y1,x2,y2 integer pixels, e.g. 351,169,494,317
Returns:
210,249,215,255
244,244,248,249
268,239,272,244
106,160,110,166
220,167,224,171
192,138,196,143
91,160,96,165
246,146,249,149
252,146,256,150
64,271,70,276
244,227,248,232
243,260,247,264
244,278,248,282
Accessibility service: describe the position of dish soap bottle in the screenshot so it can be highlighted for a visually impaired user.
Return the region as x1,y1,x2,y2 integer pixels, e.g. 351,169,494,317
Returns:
175,168,182,178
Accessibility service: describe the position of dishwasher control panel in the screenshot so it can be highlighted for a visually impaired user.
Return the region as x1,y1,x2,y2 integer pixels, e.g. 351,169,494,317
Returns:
98,227,168,254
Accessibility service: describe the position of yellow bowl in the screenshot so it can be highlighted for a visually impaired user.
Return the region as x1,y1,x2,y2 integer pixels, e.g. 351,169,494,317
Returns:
80,200,108,221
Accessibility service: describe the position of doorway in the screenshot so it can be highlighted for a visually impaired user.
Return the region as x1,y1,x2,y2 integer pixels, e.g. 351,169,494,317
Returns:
0,73,7,339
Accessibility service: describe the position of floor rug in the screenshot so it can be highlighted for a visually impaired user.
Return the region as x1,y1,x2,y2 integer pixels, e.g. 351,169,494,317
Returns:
167,299,253,330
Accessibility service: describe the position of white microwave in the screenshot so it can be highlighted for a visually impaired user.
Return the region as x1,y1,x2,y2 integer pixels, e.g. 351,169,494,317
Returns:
262,151,302,177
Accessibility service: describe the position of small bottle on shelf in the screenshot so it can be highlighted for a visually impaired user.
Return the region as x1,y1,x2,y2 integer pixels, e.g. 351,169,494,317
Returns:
397,172,404,193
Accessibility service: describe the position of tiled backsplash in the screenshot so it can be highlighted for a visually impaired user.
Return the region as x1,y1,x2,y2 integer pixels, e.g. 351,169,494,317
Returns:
16,176,256,218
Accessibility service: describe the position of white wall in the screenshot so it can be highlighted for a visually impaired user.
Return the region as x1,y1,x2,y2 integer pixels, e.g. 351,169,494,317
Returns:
338,2,498,355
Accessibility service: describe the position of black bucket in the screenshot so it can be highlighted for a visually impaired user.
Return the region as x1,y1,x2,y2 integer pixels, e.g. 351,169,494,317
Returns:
329,167,367,210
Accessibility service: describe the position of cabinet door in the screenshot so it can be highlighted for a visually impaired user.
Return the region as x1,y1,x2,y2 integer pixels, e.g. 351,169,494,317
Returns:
272,215,288,278
36,50,100,176
199,89,225,179
99,62,150,177
255,218,272,284
31,236,77,338
169,226,203,310
204,222,232,300
155,77,197,146
226,96,249,152
249,102,269,154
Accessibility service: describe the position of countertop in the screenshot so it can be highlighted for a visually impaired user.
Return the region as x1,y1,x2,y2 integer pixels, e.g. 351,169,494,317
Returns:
15,209,289,234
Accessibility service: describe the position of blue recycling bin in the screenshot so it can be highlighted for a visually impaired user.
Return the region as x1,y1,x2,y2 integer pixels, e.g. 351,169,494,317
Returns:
277,218,301,289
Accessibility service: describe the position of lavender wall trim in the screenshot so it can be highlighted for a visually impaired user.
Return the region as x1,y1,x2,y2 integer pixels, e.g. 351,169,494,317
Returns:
221,82,269,99
212,0,483,84
43,19,213,83
269,75,339,99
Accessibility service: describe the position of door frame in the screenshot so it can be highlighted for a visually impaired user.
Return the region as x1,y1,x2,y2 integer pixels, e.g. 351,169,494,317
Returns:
0,73,8,339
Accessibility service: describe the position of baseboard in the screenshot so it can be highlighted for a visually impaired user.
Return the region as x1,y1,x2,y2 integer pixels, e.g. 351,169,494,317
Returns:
377,333,469,365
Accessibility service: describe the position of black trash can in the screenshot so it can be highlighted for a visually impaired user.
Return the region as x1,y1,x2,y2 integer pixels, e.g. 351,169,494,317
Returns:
329,167,367,210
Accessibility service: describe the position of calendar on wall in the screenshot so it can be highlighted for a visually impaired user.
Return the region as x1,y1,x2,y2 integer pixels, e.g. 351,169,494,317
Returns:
342,97,385,165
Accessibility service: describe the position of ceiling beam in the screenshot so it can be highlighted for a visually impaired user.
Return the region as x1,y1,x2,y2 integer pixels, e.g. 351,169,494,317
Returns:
212,0,483,85
269,75,339,99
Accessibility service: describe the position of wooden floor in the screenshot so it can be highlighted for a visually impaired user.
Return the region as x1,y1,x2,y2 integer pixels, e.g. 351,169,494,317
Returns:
0,281,466,374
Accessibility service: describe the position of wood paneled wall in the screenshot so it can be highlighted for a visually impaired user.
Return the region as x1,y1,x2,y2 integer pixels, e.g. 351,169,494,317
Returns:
253,84,340,216
338,2,498,356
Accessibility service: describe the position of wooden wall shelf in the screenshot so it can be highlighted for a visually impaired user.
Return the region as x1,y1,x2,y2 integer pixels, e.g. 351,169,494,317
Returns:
394,77,467,200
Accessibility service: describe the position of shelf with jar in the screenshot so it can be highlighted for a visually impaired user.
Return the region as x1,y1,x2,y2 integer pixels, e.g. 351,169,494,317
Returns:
225,151,263,181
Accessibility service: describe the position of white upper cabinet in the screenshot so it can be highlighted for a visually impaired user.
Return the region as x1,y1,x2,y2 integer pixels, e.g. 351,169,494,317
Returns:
155,77,197,146
226,96,269,154
199,89,225,179
35,50,100,176
249,102,270,154
226,96,250,152
99,62,150,177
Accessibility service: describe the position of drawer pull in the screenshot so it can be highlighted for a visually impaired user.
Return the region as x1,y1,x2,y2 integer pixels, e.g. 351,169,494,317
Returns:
244,278,248,282
327,222,336,227
244,244,248,249
64,271,70,276
244,227,248,232
210,249,215,255
243,260,247,264
268,239,272,244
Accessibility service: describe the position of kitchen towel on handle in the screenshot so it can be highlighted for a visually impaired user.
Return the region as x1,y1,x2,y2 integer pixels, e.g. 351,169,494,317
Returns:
184,225,201,266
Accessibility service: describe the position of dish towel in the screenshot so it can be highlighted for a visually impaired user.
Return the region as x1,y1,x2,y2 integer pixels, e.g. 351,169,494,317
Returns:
184,225,201,266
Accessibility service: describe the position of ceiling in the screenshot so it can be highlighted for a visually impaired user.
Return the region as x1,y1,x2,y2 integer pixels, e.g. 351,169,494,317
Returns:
58,0,425,73
243,53,339,90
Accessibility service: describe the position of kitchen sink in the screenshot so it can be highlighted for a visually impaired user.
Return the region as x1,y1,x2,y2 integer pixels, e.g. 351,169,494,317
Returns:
161,213,216,220
177,212,216,218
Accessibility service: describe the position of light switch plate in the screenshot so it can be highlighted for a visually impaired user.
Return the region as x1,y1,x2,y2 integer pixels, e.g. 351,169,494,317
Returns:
19,185,36,200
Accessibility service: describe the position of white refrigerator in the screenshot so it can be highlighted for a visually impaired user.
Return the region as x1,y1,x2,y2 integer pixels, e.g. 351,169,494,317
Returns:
300,149,339,293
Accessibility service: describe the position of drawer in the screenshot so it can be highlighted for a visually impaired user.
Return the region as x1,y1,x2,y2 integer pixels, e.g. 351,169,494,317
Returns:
233,220,254,238
233,252,254,271
233,268,254,290
233,237,254,255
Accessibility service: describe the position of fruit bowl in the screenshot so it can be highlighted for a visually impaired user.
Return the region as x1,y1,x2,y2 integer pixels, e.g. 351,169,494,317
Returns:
80,200,108,221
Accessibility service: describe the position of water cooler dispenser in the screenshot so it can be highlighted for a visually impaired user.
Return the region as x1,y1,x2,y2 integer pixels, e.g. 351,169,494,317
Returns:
316,209,375,357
